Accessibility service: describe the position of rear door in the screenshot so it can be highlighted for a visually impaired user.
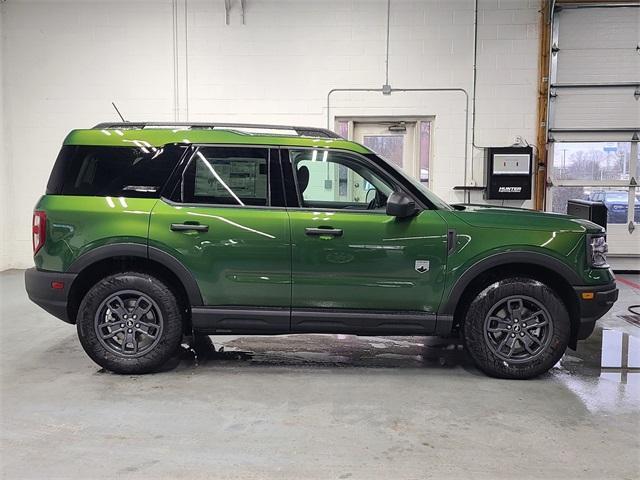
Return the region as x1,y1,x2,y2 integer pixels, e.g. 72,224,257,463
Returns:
282,147,448,334
149,145,291,332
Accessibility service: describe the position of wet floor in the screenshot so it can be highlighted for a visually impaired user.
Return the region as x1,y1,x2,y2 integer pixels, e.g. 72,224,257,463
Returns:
179,324,640,414
1,269,639,479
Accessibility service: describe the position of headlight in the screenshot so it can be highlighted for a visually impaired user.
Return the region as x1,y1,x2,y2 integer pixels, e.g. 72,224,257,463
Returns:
587,234,608,268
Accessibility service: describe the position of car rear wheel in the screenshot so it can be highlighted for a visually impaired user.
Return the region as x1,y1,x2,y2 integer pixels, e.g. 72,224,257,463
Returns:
77,272,184,374
462,277,570,379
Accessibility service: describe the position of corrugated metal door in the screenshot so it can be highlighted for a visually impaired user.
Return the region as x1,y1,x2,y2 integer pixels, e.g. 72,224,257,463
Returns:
547,5,640,269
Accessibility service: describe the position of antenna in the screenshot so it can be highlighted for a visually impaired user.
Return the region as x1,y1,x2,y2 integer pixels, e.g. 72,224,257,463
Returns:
111,102,127,122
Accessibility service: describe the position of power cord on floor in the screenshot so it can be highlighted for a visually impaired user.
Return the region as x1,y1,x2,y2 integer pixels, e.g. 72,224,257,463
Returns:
628,305,640,316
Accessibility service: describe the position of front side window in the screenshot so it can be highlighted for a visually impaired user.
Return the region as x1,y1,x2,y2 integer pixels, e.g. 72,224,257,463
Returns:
290,149,393,211
176,147,269,206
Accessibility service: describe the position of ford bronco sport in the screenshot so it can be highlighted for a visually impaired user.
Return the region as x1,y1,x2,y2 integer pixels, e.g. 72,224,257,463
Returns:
25,122,618,378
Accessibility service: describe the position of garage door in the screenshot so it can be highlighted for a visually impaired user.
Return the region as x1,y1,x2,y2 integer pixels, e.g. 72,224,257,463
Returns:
547,4,640,269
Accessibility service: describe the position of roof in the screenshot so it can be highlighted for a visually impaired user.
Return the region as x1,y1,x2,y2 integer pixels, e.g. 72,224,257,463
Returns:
62,122,372,154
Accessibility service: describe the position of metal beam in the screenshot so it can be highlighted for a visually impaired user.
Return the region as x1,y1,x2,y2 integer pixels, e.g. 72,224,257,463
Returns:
549,127,640,132
551,82,640,88
555,1,640,8
225,0,246,25
535,0,553,211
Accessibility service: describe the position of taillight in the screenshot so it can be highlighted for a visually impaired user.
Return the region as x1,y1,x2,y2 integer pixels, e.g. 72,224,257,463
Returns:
32,211,46,254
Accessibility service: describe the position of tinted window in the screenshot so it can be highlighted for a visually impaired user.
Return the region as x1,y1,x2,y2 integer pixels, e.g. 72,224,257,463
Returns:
175,147,269,206
47,145,185,197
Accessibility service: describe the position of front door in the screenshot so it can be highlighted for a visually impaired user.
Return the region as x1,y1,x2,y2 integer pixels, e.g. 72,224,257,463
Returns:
149,145,291,331
283,147,448,334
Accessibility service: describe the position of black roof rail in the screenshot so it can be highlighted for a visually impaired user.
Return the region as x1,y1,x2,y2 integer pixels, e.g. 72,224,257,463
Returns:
92,122,343,139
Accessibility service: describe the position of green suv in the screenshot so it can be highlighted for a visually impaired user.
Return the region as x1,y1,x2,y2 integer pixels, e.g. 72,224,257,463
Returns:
25,122,618,378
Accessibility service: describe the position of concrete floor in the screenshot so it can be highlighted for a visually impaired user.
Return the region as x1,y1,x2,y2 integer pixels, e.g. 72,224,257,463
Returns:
1,269,639,480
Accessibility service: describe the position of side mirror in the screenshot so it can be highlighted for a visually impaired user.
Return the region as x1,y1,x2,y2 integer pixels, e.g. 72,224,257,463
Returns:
386,191,418,218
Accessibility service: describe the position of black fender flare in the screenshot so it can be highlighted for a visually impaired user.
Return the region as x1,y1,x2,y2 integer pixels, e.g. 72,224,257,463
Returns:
67,243,204,306
439,251,582,316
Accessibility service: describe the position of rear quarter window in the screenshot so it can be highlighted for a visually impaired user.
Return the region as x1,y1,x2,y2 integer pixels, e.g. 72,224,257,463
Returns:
46,144,186,198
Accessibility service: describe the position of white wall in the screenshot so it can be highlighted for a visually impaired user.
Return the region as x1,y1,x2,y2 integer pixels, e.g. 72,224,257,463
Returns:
1,2,8,270
0,0,541,270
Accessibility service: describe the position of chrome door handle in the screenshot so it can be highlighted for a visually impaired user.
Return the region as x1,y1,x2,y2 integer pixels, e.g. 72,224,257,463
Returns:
305,227,343,237
170,223,209,232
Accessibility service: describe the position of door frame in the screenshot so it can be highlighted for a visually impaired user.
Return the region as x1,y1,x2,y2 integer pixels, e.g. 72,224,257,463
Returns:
335,116,435,189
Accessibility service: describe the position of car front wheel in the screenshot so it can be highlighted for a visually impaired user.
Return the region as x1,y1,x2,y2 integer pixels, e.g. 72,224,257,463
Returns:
76,271,184,374
462,277,570,379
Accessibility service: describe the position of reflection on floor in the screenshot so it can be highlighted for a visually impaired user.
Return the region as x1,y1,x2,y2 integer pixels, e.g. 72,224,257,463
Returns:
186,328,640,384
599,329,639,383
186,274,640,388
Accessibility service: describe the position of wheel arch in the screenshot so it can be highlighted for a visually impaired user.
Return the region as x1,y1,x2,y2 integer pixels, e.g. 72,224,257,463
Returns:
442,252,581,347
66,243,203,326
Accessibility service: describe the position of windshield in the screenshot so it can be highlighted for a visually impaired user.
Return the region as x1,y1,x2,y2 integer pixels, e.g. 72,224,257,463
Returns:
605,193,629,201
367,153,453,210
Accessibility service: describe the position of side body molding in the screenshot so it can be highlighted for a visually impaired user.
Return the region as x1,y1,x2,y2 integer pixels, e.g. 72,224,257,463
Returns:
66,243,204,306
439,250,583,316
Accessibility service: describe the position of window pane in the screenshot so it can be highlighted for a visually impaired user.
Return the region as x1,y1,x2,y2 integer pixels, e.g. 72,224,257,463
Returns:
362,135,404,168
552,142,631,181
419,121,431,184
337,121,349,139
290,150,392,211
51,145,184,197
180,147,268,206
551,186,638,224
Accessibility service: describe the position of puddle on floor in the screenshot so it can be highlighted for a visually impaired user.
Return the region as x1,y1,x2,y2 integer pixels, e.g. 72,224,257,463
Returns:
558,328,640,385
551,328,640,413
185,334,473,370
556,329,640,386
183,325,639,382
172,325,640,411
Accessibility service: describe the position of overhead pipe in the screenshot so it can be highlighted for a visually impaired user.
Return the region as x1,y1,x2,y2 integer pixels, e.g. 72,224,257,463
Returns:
384,0,391,89
172,0,180,121
326,0,473,201
184,0,190,120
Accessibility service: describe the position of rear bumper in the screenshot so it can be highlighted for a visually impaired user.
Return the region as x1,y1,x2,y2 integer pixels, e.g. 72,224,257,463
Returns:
24,268,77,324
573,281,618,340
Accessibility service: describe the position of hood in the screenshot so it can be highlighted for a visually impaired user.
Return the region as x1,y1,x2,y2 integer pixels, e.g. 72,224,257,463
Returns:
450,203,604,233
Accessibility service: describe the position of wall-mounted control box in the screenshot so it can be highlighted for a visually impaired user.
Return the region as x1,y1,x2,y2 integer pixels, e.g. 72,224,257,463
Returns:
485,146,533,200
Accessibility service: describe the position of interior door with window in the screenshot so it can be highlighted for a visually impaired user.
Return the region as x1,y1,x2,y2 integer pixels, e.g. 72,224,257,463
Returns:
149,146,291,330
284,148,448,334
348,119,432,187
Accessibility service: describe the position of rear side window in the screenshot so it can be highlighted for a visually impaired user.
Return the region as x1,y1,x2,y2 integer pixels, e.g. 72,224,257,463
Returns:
46,145,186,197
172,146,269,206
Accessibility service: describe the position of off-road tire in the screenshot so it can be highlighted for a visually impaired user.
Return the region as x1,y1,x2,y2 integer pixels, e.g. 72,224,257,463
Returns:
462,277,570,379
77,271,184,374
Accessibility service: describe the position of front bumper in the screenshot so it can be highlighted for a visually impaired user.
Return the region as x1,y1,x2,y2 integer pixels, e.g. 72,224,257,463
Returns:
573,281,618,340
24,268,77,324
